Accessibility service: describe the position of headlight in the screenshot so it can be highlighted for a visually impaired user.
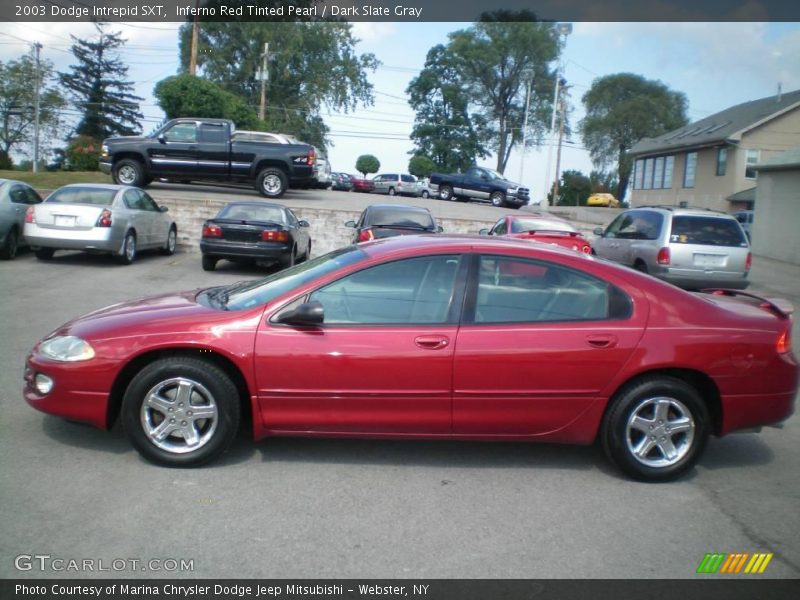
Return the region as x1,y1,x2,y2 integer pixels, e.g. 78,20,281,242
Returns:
38,336,95,362
100,144,109,158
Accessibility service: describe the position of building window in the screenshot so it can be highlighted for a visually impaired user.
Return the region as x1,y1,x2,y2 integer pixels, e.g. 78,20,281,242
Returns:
634,159,644,190
716,147,727,176
745,149,760,179
643,158,654,189
663,156,674,188
684,152,697,188
653,156,665,188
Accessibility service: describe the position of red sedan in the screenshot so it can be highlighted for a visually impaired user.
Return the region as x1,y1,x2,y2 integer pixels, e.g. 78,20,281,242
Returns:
481,213,593,254
24,235,797,481
350,176,375,193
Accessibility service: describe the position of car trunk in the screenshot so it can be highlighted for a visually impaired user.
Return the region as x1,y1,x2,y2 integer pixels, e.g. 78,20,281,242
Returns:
212,219,284,244
34,203,107,230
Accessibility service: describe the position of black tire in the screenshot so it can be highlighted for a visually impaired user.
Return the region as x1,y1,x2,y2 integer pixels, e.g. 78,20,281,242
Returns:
490,191,506,208
601,376,710,482
0,228,18,260
35,247,55,260
201,255,217,271
439,185,454,201
255,167,288,198
634,260,648,274
112,158,146,187
281,244,297,269
160,226,177,256
121,357,241,467
298,239,311,263
116,231,136,265
421,190,429,199
388,187,396,196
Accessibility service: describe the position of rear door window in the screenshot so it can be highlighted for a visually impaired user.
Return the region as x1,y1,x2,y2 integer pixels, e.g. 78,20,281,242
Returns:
669,216,748,247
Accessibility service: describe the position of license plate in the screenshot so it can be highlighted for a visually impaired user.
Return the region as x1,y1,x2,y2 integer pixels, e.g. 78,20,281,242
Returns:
54,215,77,227
694,253,725,267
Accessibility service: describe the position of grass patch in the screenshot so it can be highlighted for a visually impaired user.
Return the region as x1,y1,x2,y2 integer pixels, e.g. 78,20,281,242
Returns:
0,170,112,190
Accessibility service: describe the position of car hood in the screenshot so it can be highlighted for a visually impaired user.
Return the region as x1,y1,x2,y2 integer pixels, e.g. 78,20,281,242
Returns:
51,289,229,341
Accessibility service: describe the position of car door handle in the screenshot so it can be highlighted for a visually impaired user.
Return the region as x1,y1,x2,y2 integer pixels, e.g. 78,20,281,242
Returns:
415,335,449,350
586,334,618,348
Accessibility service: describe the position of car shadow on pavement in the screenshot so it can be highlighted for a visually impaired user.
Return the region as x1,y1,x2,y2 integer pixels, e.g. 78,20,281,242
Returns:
253,437,614,475
697,434,775,472
34,249,172,268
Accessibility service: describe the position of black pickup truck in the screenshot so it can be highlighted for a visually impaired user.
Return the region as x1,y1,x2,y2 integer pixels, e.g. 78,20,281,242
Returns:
99,118,317,198
429,166,530,208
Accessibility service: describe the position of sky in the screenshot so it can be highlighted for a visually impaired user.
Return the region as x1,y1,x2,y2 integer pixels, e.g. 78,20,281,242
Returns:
1,20,799,202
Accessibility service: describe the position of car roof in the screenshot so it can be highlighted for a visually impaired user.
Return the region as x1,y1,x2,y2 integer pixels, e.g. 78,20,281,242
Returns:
54,183,129,192
358,233,587,258
633,206,736,218
507,212,569,223
221,201,285,210
366,203,431,213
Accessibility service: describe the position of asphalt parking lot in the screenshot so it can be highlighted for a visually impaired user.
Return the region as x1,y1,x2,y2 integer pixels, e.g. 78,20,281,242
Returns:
1,218,798,579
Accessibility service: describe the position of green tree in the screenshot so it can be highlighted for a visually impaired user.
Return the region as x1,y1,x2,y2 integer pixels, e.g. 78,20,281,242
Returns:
65,135,102,171
589,170,618,194
59,23,144,139
154,74,259,129
442,12,561,173
179,21,378,150
408,155,437,179
406,45,489,173
0,54,65,166
554,170,592,206
581,73,688,201
356,154,380,178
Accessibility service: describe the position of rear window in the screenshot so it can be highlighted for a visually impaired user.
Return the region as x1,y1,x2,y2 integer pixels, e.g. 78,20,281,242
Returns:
670,216,748,247
401,174,416,183
218,204,286,224
510,218,575,234
366,208,434,230
46,187,116,206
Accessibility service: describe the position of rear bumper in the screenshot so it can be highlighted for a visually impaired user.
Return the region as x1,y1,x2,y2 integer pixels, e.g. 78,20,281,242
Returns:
24,224,120,252
721,390,796,435
200,239,290,260
654,267,750,290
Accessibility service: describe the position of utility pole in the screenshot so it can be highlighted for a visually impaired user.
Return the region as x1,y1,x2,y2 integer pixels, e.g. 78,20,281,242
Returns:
551,92,567,206
541,22,572,211
189,0,200,75
32,42,42,174
258,42,269,121
518,77,532,187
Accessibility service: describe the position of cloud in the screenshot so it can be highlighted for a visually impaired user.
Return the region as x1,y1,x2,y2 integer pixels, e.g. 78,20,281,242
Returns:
350,22,397,45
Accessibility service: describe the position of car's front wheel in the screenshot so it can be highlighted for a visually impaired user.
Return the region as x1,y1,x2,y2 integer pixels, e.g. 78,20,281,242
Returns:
160,226,177,255
0,228,18,260
121,357,240,467
439,185,454,201
601,376,710,482
490,191,506,207
113,159,146,187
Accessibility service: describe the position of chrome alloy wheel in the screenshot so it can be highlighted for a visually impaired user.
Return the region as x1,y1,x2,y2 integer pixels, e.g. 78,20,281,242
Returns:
262,174,282,195
140,377,218,454
117,165,137,185
625,396,695,468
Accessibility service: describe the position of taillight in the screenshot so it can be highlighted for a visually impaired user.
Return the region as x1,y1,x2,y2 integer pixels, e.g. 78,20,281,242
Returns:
96,209,112,227
202,224,222,238
745,252,752,272
25,207,35,223
582,244,592,254
261,230,289,242
777,329,792,354
657,247,671,265
307,148,316,166
357,229,375,242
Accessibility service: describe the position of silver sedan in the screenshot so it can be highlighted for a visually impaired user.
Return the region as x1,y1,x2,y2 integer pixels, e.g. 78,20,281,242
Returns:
24,184,177,264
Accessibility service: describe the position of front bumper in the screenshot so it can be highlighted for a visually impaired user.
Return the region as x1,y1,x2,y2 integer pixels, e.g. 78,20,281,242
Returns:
200,239,291,260
99,160,112,175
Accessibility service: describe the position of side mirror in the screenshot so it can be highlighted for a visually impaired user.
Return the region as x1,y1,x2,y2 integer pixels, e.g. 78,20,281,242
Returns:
157,134,166,144
275,301,324,326
344,220,356,228
298,220,310,228
479,228,489,236
593,227,604,236
159,206,169,213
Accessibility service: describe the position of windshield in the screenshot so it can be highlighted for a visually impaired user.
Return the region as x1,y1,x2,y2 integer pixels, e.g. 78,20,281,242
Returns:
367,208,434,230
46,187,116,206
510,219,575,234
483,168,503,181
216,246,368,311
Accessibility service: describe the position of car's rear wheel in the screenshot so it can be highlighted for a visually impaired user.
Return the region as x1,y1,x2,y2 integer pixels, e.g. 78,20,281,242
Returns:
256,167,288,198
281,244,297,269
634,260,648,273
160,226,177,255
35,247,55,260
601,376,710,482
439,185,454,201
201,255,217,271
388,187,396,196
490,191,506,207
121,357,240,467
0,228,18,260
116,231,136,265
113,159,146,187
421,190,429,199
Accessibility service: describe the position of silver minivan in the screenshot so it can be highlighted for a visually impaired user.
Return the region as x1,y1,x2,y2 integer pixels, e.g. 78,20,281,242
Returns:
372,173,418,197
593,207,751,289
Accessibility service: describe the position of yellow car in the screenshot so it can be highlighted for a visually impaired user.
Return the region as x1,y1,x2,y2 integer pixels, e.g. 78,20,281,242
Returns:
587,193,620,208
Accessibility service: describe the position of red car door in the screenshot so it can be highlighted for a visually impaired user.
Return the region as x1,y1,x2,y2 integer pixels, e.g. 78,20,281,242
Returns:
253,254,466,434
452,254,647,436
